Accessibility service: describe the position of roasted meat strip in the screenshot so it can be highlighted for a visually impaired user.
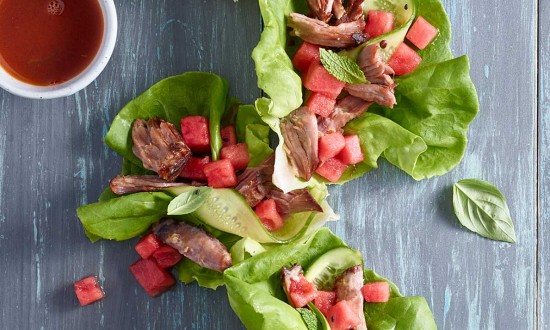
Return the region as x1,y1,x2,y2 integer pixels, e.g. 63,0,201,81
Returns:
345,83,397,108
358,43,396,86
334,0,365,25
307,0,334,22
110,175,187,195
288,13,367,48
235,155,275,208
131,118,192,182
153,219,232,272
318,95,372,135
268,189,323,218
334,265,368,330
281,107,319,181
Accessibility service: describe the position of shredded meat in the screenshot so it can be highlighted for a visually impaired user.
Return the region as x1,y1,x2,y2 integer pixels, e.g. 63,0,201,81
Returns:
334,265,367,330
334,0,365,25
288,13,367,48
358,43,396,86
235,155,275,208
332,0,345,19
307,0,334,22
267,189,323,218
318,95,372,135
132,118,192,182
110,175,187,195
345,83,397,108
281,107,319,181
153,219,232,272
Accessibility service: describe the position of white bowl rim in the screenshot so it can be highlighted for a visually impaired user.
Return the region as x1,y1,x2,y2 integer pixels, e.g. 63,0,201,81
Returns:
0,0,118,100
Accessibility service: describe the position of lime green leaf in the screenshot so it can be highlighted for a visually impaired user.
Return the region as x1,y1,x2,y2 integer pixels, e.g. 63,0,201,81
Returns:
320,49,367,84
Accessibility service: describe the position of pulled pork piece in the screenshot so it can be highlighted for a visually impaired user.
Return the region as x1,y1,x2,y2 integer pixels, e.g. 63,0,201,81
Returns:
358,43,396,86
334,0,365,25
268,189,322,218
334,265,368,330
332,0,345,19
307,0,334,22
132,118,192,182
288,13,367,48
153,219,232,272
318,95,372,135
235,155,275,208
345,83,397,108
281,107,319,181
110,175,187,195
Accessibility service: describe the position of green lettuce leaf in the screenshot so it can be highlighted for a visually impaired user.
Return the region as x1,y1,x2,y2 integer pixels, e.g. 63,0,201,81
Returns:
235,104,273,166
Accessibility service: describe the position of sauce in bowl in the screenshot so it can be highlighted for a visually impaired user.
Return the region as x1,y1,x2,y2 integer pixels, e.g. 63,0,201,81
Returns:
0,0,104,86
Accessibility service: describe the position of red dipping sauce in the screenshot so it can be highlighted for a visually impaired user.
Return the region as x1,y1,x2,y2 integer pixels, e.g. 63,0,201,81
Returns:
0,0,104,86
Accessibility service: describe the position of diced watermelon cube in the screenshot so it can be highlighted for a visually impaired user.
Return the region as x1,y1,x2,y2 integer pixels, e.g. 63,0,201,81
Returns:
135,233,162,259
179,156,210,181
203,159,238,188
221,126,237,147
361,281,390,303
292,42,321,73
254,199,284,232
129,258,175,297
220,143,250,171
387,42,422,76
327,300,362,330
406,16,439,50
180,116,210,153
314,290,336,317
316,158,348,183
307,92,336,118
152,245,183,268
303,63,345,99
73,276,105,306
364,10,395,38
288,274,318,308
318,132,346,162
336,135,364,165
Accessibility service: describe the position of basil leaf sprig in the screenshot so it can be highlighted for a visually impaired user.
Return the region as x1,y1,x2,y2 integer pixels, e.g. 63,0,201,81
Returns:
320,49,367,84
167,187,212,215
452,179,516,243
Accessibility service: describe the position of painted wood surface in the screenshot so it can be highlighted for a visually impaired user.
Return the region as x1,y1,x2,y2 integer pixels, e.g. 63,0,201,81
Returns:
0,0,541,329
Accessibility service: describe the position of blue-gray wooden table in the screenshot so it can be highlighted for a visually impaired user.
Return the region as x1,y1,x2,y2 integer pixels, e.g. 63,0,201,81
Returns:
0,0,545,329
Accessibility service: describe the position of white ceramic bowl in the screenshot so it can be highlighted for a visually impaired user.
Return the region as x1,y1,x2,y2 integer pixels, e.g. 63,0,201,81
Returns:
0,0,118,99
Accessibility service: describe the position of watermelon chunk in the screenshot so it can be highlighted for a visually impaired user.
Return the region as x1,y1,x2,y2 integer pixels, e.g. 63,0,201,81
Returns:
180,116,210,153
152,245,183,268
387,43,422,76
129,258,175,297
288,274,318,308
364,10,395,38
135,233,162,259
307,92,336,118
292,42,321,73
204,159,238,188
220,143,250,171
406,16,439,50
254,199,284,232
303,63,345,99
316,158,348,183
336,135,364,165
314,290,336,317
73,276,105,306
361,281,390,303
327,300,362,330
318,132,346,162
221,126,237,147
179,156,210,181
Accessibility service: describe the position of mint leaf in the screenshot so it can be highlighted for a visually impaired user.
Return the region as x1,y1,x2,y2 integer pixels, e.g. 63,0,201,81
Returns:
296,308,319,330
320,49,367,84
167,187,212,215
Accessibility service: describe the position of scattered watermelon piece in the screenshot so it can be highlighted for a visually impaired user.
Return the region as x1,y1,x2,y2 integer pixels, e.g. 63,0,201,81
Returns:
292,42,321,73
307,92,336,118
318,132,346,162
288,274,318,308
152,245,183,268
387,42,422,76
326,300,362,330
316,158,348,183
364,10,395,38
179,156,210,181
180,116,211,153
129,258,175,297
314,290,336,317
361,281,390,303
220,143,250,171
336,135,364,165
135,233,162,259
254,199,284,232
73,276,105,306
406,16,439,50
221,126,237,147
303,63,345,99
204,159,238,188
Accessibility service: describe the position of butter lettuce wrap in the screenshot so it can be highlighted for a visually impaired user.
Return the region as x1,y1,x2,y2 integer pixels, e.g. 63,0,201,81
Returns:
224,228,436,329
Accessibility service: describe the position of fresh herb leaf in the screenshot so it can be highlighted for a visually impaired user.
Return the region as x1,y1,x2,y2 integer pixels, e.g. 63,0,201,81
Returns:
296,308,319,330
167,187,212,215
452,179,516,243
320,49,367,84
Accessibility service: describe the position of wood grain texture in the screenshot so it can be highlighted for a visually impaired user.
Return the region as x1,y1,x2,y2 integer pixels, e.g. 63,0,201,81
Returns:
0,0,540,329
